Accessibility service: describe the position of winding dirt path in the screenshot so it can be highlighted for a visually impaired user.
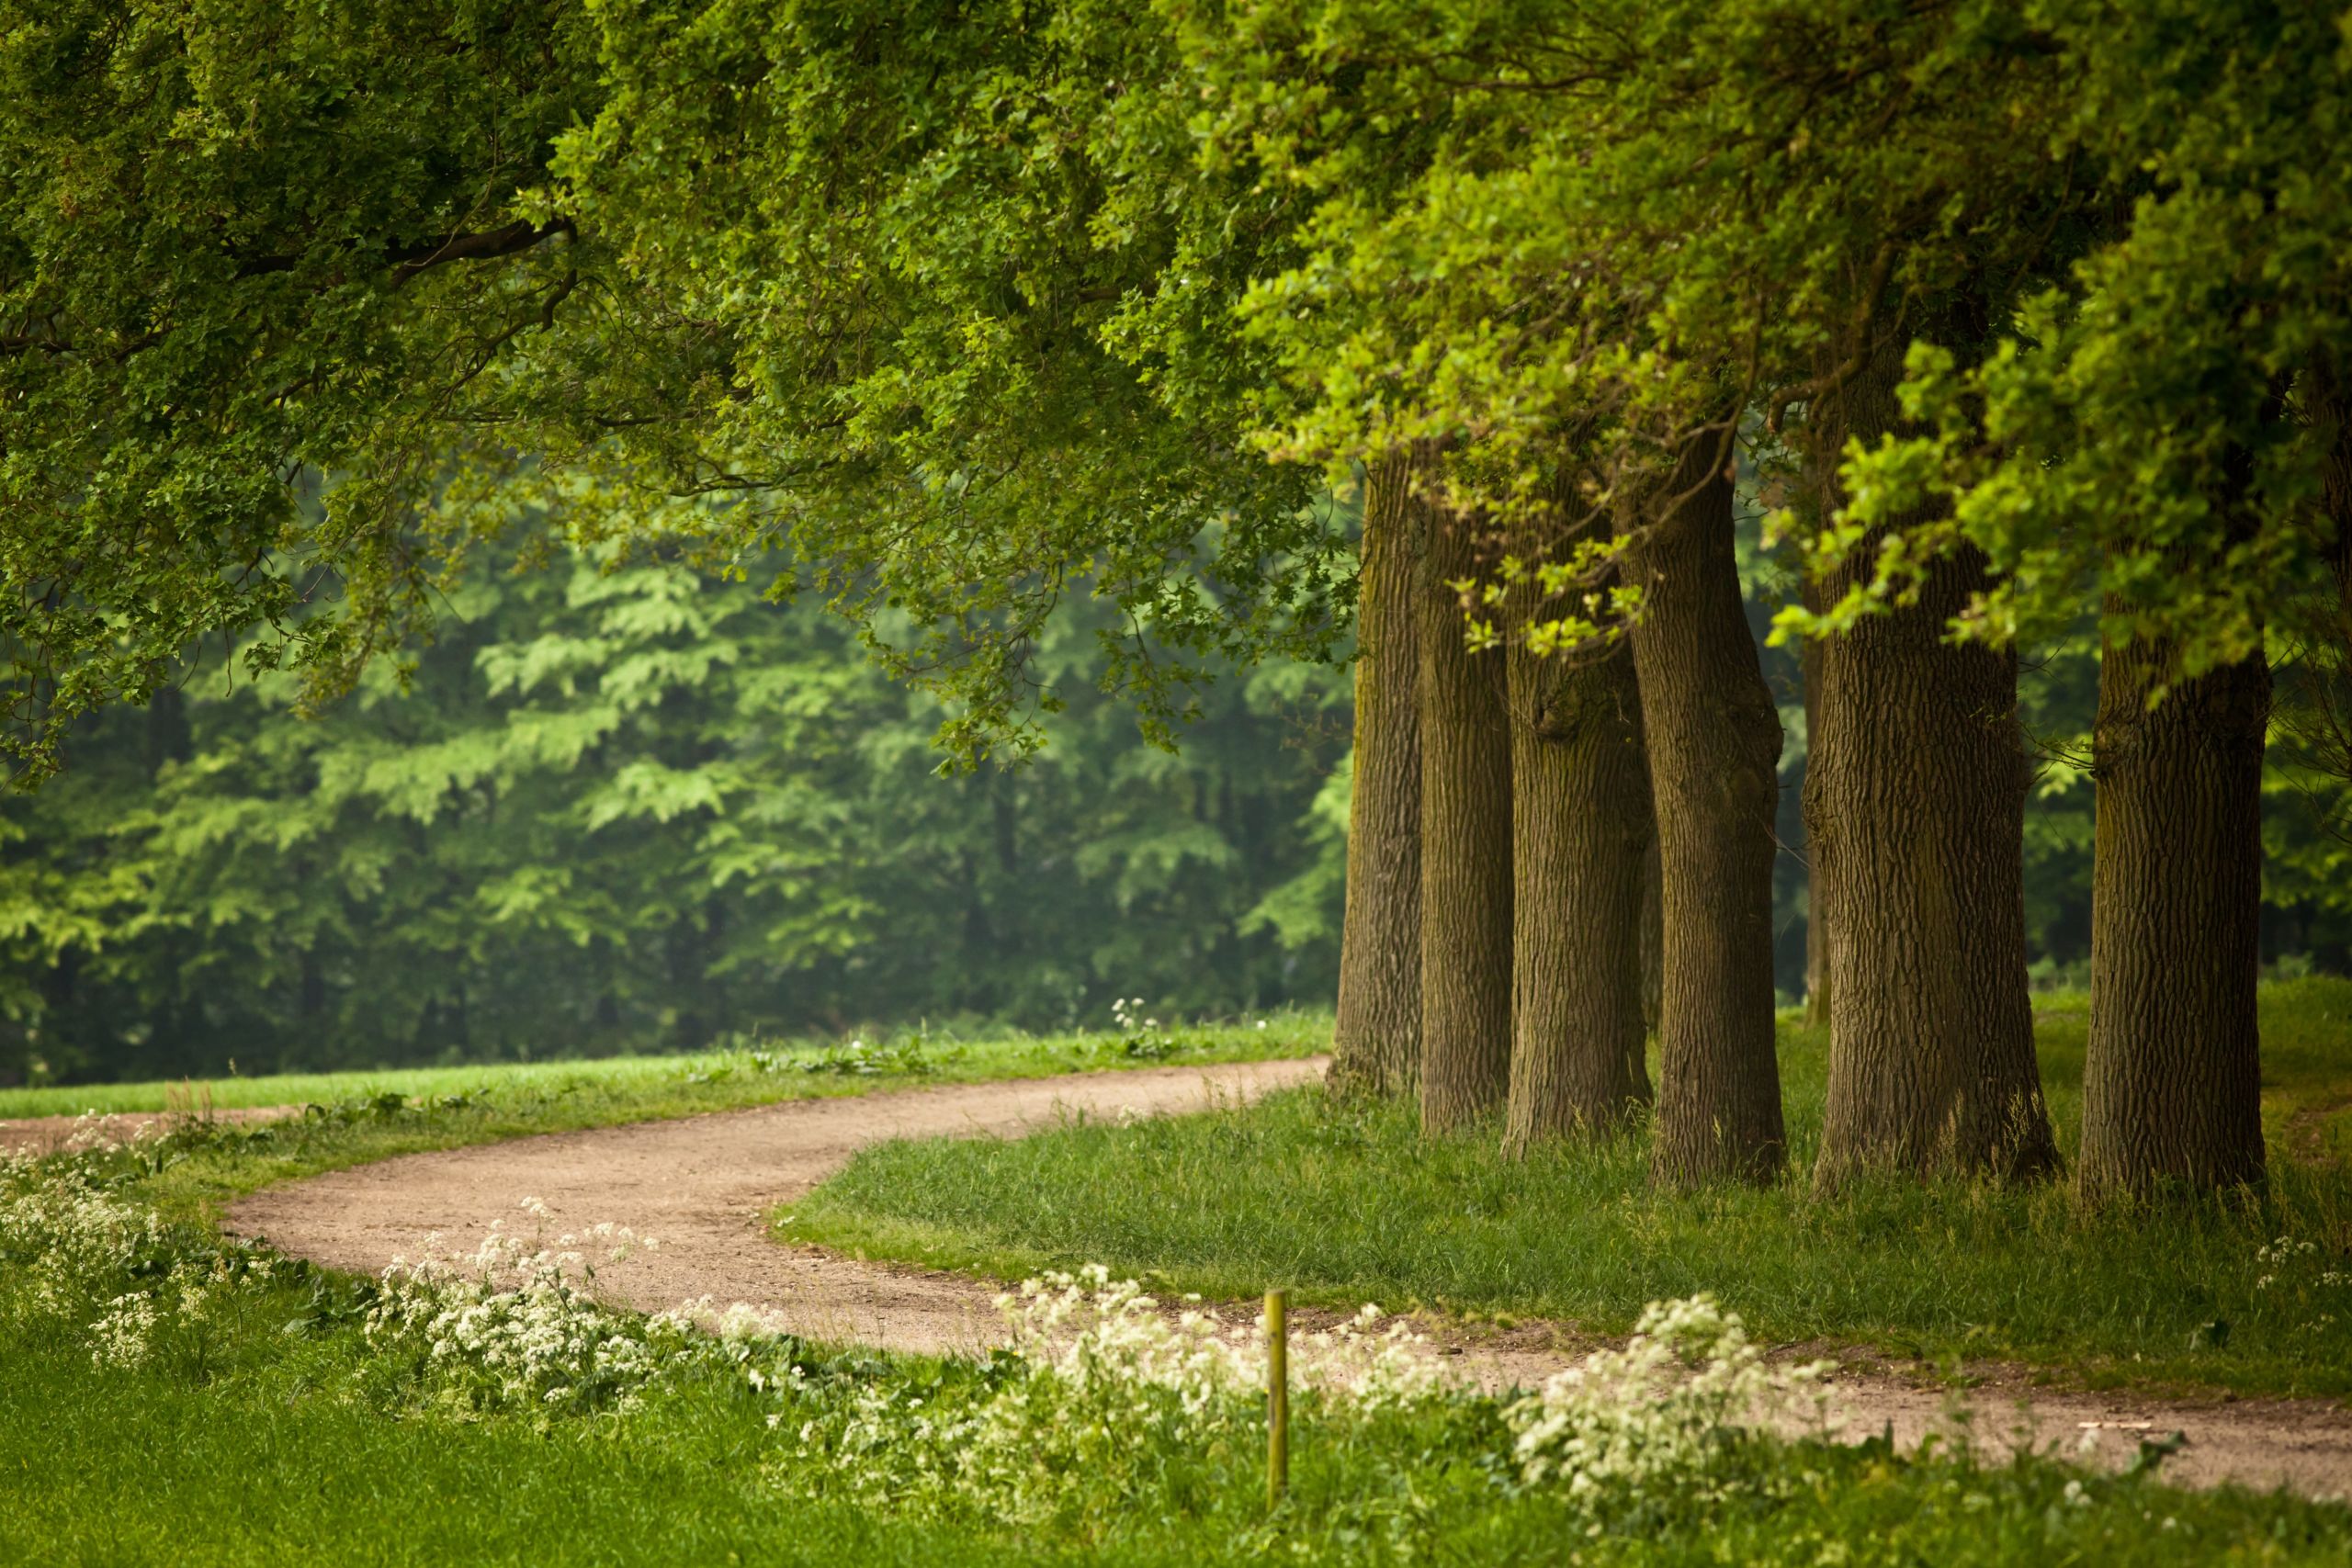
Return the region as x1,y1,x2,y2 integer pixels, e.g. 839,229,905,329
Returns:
231,1061,1322,1355
215,1061,2351,1499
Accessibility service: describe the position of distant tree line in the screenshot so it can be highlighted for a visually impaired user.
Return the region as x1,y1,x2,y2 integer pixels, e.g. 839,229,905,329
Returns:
0,558,1349,1083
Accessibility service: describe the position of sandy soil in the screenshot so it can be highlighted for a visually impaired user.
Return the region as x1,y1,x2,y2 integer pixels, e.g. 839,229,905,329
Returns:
115,1058,2346,1499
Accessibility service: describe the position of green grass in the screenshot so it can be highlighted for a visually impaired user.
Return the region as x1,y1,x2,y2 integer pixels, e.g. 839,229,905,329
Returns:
787,978,2352,1400
0,1012,1332,1120
6,1242,2347,1565
0,1014,1329,1225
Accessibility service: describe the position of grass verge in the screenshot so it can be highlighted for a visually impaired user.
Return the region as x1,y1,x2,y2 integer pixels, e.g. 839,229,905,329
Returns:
0,1013,1329,1225
0,1012,1331,1119
785,979,2352,1399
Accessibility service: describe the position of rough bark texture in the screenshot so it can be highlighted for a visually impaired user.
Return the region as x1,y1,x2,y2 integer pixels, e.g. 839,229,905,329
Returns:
1808,361,2058,1189
1330,453,1425,1099
2315,355,2352,615
1503,513,1652,1145
1635,822,1663,1086
2080,635,2271,1201
1626,435,1787,1184
1799,620,1833,1030
1418,502,1515,1134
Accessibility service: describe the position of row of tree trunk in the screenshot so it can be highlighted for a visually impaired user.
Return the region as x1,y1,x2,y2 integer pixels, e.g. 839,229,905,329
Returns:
1329,412,2281,1199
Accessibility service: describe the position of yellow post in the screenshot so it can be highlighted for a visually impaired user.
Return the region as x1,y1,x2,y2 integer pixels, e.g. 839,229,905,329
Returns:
1266,1288,1289,1507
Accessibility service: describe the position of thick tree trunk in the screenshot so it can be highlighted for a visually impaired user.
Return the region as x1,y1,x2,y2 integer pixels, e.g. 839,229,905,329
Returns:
1330,453,1425,1098
1799,624,1832,1030
1418,500,1514,1133
1626,434,1787,1183
1504,504,1652,1145
1808,363,2058,1188
2080,636,2270,1201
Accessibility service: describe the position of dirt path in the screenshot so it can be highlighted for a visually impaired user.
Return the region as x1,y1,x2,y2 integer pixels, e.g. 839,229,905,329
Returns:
231,1061,1323,1355
220,1061,2350,1499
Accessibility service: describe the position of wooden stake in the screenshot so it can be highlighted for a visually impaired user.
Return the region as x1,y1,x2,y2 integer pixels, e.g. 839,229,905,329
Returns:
1266,1288,1289,1506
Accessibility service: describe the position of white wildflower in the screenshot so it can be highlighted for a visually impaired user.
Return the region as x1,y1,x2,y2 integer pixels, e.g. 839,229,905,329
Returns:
1505,1293,1834,1504
89,1290,159,1367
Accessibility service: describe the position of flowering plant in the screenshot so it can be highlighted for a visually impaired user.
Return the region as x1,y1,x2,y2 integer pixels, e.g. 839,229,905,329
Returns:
1506,1293,1835,1507
363,1201,698,1413
1,1140,277,1368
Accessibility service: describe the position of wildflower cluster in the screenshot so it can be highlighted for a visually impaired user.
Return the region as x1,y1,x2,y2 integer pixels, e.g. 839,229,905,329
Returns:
1106,997,1179,1060
0,1139,277,1368
2252,1234,2349,1337
786,1266,1442,1529
1507,1293,1835,1509
363,1201,707,1413
1,1145,170,1321
695,1036,938,1082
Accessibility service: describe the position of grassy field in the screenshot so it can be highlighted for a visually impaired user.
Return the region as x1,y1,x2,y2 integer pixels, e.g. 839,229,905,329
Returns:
788,979,2352,1399
0,1012,1332,1120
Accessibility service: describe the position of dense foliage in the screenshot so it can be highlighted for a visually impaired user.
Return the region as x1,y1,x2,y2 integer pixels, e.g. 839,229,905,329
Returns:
10,520,2348,1088
0,0,1349,784
0,556,1347,1084
0,0,604,773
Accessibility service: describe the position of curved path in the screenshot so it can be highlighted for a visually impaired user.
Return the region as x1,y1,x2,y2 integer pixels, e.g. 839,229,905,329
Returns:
220,1061,2352,1499
232,1060,1323,1355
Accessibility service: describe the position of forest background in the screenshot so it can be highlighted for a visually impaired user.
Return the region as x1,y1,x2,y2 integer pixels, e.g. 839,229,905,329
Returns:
9,499,2348,1089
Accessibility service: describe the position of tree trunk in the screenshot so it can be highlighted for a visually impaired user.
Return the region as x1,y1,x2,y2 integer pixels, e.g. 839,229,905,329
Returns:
1808,361,2058,1188
1636,828,1665,1041
1504,505,1652,1146
1331,453,1425,1098
1799,622,1833,1030
2314,356,2351,589
2079,635,2270,1201
1626,433,1787,1183
1418,498,1514,1133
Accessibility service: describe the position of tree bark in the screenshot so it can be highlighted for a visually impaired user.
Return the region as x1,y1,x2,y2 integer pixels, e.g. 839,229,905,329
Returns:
1626,433,1787,1184
1331,453,1425,1098
2079,634,2270,1201
1503,504,1652,1146
1418,498,1514,1133
2313,355,2352,621
1799,621,1833,1030
2313,356,2352,575
1637,829,1664,1045
1808,361,2058,1188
